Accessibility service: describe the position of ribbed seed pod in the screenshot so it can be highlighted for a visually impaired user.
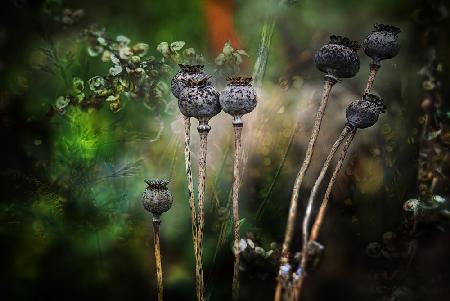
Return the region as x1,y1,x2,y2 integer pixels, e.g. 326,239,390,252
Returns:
142,179,173,221
219,77,257,124
171,64,206,99
363,24,400,65
346,93,386,129
314,35,360,80
179,76,221,120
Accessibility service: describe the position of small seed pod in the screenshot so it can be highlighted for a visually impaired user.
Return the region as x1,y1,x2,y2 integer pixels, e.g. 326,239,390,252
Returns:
363,24,400,65
314,35,360,80
171,64,206,99
219,77,257,125
142,179,173,221
346,93,386,129
179,75,221,120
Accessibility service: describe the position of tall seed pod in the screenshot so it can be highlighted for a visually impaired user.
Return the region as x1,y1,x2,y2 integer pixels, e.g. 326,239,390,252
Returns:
171,64,206,301
219,77,257,300
179,75,221,301
293,93,386,299
142,179,173,301
363,24,401,93
275,35,360,301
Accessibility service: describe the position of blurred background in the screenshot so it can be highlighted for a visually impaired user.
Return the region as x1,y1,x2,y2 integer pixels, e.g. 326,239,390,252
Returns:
1,0,449,300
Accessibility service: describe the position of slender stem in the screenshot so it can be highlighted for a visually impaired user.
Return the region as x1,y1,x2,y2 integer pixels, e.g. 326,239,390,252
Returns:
301,125,351,258
183,116,201,300
274,77,336,301
231,119,243,301
292,125,353,300
309,129,356,243
197,118,211,301
153,219,163,301
364,63,381,94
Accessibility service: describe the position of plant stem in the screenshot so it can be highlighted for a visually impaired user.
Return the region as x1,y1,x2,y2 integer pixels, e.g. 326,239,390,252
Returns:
364,63,381,94
300,125,351,258
183,116,201,300
152,219,163,301
292,125,353,300
231,117,243,301
274,76,336,300
197,118,211,301
309,128,356,243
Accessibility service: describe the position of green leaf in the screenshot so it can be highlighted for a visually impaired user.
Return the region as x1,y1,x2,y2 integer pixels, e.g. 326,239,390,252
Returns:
237,49,249,57
72,77,84,94
222,41,233,55
215,53,225,66
157,42,170,56
170,41,185,52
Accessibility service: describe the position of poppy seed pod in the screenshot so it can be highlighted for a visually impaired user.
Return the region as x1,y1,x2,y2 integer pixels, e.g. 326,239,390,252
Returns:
171,64,206,99
179,75,221,120
346,93,386,129
142,179,173,221
363,24,400,65
219,77,257,125
314,35,360,80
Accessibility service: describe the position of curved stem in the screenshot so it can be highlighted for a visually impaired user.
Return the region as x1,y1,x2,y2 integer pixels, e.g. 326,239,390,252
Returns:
309,129,356,243
364,63,381,94
152,219,163,301
274,77,336,301
232,123,243,301
197,118,211,301
183,116,201,300
301,125,351,257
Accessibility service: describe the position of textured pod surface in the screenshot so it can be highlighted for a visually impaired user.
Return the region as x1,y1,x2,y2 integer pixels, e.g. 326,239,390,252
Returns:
219,77,257,116
142,179,173,218
171,64,205,99
314,35,360,79
179,77,221,118
346,93,386,129
363,24,400,63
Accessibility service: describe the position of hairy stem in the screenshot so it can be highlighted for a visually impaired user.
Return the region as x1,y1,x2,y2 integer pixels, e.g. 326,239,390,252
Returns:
231,122,243,301
152,219,163,301
197,119,211,301
183,116,201,300
364,63,381,94
309,129,356,243
274,77,336,300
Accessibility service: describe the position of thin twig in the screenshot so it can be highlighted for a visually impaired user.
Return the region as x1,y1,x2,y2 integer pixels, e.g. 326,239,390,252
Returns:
364,63,380,94
274,77,336,300
183,116,200,300
309,128,356,243
197,119,211,301
232,123,243,301
152,219,164,301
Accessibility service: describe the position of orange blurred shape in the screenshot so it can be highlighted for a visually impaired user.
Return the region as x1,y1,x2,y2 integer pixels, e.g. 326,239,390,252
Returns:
203,0,241,53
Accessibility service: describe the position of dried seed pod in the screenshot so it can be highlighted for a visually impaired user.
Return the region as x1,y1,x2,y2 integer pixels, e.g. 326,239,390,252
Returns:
346,93,386,129
171,64,206,99
142,179,173,220
314,35,360,80
178,75,221,120
363,24,400,65
219,77,257,124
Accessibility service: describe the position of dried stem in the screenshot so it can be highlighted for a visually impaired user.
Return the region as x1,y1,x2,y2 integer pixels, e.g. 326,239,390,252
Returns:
301,125,351,258
274,77,336,300
309,129,356,243
364,63,381,94
292,125,353,300
231,121,243,301
197,119,211,301
183,116,201,300
152,219,164,301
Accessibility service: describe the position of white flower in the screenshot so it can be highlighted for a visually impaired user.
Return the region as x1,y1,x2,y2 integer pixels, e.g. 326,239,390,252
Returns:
109,65,123,76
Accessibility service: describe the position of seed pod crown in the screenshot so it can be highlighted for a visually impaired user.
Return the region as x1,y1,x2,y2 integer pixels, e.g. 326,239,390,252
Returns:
219,77,257,117
171,64,206,99
314,35,361,79
363,24,400,65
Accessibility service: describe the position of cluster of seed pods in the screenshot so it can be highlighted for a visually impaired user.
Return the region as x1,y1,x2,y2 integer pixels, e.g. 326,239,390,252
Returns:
171,65,257,301
275,24,400,301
